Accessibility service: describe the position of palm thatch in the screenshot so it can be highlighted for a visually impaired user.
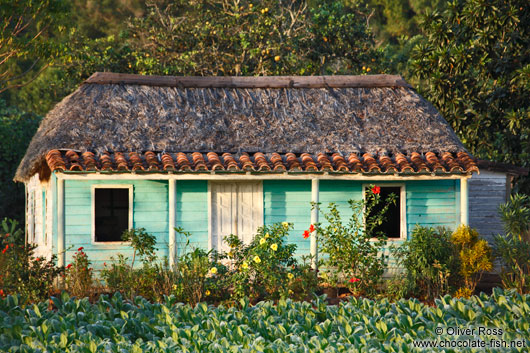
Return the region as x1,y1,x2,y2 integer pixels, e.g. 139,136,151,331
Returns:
15,73,469,181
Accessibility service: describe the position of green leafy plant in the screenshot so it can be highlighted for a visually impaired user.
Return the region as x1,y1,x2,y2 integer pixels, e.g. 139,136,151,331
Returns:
65,247,93,298
494,194,530,294
223,222,298,301
121,227,157,267
0,218,61,302
392,225,460,301
316,186,394,297
451,225,493,295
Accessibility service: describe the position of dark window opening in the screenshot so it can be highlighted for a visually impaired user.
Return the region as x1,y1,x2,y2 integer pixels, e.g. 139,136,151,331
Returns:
95,188,129,242
366,186,401,238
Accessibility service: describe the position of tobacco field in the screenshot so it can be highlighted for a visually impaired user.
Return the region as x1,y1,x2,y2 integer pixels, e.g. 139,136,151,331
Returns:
0,289,529,352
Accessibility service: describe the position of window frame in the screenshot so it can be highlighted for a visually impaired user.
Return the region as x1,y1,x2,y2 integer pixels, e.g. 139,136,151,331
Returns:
362,183,407,241
91,184,133,244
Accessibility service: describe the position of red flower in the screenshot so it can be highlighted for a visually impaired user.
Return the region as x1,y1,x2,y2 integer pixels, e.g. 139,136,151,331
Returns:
78,247,84,252
0,289,4,296
66,264,72,269
349,277,360,283
303,230,310,239
309,224,315,233
371,186,380,195
35,257,40,262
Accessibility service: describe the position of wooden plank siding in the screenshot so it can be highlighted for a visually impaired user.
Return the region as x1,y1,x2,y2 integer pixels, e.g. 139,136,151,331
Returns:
263,180,312,256
63,179,169,268
49,176,462,269
468,170,508,242
175,180,209,252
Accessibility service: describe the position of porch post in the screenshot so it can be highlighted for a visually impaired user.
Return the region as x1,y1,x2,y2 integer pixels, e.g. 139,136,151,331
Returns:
310,178,319,269
460,177,469,225
168,179,177,268
57,177,65,268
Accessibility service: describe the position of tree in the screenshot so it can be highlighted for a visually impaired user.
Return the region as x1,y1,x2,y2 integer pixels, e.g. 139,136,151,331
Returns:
0,99,41,222
0,0,68,93
410,0,530,193
117,0,381,76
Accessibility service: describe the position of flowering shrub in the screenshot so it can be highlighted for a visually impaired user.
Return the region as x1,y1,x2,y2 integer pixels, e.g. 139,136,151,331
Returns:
223,222,297,301
0,218,61,302
315,186,393,297
65,247,94,298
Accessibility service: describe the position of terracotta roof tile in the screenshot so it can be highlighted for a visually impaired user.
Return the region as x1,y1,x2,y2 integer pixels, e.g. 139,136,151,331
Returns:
160,153,175,171
45,150,479,175
206,152,224,171
362,153,381,173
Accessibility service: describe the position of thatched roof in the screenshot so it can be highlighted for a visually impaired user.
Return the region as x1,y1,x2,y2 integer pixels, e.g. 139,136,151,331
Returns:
15,73,473,181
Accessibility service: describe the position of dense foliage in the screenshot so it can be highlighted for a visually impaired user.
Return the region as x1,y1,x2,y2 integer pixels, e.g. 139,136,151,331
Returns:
392,225,460,301
0,219,61,302
494,194,530,294
411,0,530,193
0,101,41,222
0,289,529,352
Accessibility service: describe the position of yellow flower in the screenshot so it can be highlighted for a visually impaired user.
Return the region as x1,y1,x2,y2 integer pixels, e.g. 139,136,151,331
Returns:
173,284,177,290
288,273,294,280
282,222,289,229
242,261,249,270
264,233,270,239
210,267,218,274
288,289,294,295
254,255,261,264
270,243,278,251
366,67,371,72
228,251,234,258
205,290,211,296
274,55,281,62
249,4,253,8
260,238,266,245
362,66,366,70
334,227,338,232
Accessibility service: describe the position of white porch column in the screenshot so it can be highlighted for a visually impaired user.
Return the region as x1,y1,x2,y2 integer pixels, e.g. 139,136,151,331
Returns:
310,178,319,269
460,177,469,225
168,179,177,268
57,177,65,268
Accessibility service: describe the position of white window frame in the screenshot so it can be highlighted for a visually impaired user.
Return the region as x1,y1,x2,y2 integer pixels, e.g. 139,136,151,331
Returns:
91,185,133,244
362,183,407,241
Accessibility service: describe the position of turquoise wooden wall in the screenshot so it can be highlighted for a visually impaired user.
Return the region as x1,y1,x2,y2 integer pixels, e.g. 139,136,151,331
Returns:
263,180,311,256
62,179,168,268
176,180,208,252
55,175,460,267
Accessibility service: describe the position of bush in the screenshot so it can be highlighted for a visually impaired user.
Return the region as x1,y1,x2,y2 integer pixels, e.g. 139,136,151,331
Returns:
451,225,493,294
65,246,94,298
316,186,394,297
0,218,61,302
392,225,460,301
101,228,174,301
494,193,530,294
223,222,298,301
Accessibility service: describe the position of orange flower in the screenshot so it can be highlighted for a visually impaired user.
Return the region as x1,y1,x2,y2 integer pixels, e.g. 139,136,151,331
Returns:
371,186,380,195
303,230,310,239
309,224,315,233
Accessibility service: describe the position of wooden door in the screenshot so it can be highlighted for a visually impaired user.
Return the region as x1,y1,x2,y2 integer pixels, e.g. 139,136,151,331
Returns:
211,182,263,253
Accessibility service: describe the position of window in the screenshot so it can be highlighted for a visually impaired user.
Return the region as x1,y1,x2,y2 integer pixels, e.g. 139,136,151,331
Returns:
93,186,132,242
365,185,405,239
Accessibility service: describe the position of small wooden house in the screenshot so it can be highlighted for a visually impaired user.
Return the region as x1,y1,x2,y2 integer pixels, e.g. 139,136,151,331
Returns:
15,73,479,268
